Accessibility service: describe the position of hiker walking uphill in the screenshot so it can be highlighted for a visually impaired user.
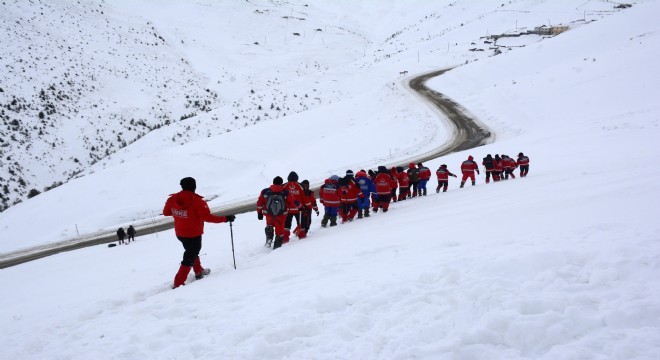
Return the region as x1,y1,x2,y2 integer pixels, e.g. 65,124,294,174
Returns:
257,176,298,249
396,166,411,201
283,171,305,243
502,155,517,179
436,164,457,193
127,225,136,242
355,170,376,218
116,227,126,245
417,162,432,196
299,180,319,238
319,175,341,227
407,163,420,198
163,177,235,289
373,166,395,212
460,155,480,188
482,154,496,183
493,154,504,181
517,152,530,177
338,170,362,223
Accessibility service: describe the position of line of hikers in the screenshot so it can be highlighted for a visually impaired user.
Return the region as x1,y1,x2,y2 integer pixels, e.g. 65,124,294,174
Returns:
256,152,530,249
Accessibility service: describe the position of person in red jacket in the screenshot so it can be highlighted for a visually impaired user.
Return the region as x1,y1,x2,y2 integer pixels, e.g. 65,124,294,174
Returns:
397,166,410,201
163,177,235,289
389,167,399,202
502,155,517,179
460,155,480,188
517,152,530,177
319,175,341,227
339,170,362,223
298,179,319,238
436,164,458,192
373,166,395,212
417,162,432,196
283,171,304,243
257,176,298,249
493,154,503,181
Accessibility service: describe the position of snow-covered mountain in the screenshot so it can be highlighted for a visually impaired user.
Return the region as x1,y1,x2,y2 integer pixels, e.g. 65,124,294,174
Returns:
2,1,660,358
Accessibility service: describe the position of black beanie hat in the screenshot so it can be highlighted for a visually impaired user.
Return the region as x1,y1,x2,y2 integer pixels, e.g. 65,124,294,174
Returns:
287,171,299,182
273,176,284,185
180,177,196,192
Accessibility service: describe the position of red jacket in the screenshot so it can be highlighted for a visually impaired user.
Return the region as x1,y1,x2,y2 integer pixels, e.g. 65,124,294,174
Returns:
374,172,395,195
302,189,319,212
256,184,298,215
284,181,304,214
503,157,517,169
436,167,456,181
340,178,361,203
319,179,341,207
494,158,504,172
397,171,410,187
390,168,399,189
461,159,479,174
163,190,227,238
418,166,432,181
517,155,530,166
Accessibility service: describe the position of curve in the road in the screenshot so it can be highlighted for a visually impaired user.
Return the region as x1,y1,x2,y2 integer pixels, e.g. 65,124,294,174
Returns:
0,67,492,269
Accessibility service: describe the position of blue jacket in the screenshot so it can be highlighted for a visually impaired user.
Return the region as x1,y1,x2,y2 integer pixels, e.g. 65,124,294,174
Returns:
355,175,376,196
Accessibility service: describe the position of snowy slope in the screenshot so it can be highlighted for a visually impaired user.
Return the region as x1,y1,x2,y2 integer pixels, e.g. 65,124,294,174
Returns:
1,1,660,359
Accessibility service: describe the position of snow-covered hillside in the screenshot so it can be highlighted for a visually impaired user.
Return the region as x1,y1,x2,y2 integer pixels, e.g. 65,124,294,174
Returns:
2,1,660,359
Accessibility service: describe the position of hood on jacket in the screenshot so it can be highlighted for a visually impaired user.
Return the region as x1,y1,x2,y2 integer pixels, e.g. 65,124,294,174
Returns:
172,190,199,208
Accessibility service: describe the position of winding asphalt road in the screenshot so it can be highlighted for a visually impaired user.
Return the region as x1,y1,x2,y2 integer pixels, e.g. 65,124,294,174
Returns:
0,68,491,269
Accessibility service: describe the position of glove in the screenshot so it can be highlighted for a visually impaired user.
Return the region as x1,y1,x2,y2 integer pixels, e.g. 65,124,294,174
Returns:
257,213,263,220
225,215,236,222
315,210,320,216
452,174,457,178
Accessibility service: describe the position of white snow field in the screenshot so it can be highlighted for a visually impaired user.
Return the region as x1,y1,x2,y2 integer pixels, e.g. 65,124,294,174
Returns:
1,1,659,359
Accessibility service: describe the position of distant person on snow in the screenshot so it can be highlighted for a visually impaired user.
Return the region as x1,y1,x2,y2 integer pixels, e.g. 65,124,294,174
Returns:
257,176,297,249
299,179,319,238
338,170,362,223
283,171,305,243
396,166,410,201
116,227,126,245
436,164,457,193
355,170,376,218
502,155,517,179
319,175,341,227
517,152,530,177
127,225,136,242
417,162,432,196
493,154,504,181
482,154,496,184
406,163,420,198
460,155,480,188
389,167,399,202
163,177,235,289
373,166,395,212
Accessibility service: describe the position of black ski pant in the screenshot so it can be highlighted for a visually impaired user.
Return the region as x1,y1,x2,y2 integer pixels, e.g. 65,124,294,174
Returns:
285,213,301,231
177,236,202,267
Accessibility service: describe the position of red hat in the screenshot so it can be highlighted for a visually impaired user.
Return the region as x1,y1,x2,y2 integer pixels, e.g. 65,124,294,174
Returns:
468,155,474,161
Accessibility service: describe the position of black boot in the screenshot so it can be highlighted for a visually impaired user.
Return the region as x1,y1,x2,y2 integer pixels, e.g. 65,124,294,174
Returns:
357,209,363,219
364,208,370,217
330,216,338,227
460,181,465,188
321,214,329,227
273,235,284,250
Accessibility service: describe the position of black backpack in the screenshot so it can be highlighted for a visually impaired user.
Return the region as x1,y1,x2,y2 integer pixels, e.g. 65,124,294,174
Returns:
483,157,494,169
265,190,287,216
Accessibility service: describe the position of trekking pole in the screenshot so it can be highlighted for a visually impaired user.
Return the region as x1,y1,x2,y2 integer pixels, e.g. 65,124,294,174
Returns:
230,221,237,269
